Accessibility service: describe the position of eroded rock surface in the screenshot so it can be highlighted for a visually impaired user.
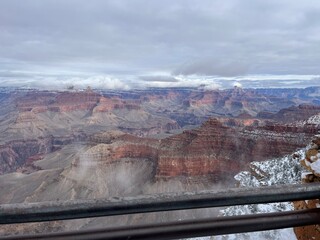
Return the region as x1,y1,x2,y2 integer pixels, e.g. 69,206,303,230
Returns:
294,135,320,240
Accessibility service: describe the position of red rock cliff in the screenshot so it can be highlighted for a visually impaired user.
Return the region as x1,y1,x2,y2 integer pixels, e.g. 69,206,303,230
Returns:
156,118,317,179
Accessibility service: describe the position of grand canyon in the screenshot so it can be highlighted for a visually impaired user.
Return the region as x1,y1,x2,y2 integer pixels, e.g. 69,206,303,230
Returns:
2,1,320,239
0,86,319,238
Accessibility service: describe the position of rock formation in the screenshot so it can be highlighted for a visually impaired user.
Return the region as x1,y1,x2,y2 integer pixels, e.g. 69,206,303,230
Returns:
293,135,320,240
0,133,87,175
156,118,317,180
76,116,319,183
0,138,53,174
6,90,180,139
257,104,320,123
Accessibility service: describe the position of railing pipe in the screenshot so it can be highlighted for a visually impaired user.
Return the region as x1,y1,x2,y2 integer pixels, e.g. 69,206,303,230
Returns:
1,183,320,224
1,208,320,240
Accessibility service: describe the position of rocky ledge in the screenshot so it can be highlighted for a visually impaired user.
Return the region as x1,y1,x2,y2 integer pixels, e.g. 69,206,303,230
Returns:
294,135,320,240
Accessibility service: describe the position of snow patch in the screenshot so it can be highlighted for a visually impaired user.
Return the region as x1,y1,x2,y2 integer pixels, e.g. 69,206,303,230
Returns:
217,148,306,240
310,160,320,175
296,114,320,127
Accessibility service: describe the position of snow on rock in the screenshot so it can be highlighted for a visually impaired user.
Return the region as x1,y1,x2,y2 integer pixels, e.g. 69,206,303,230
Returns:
306,114,320,125
301,137,320,178
215,148,306,240
296,113,320,127
310,160,320,175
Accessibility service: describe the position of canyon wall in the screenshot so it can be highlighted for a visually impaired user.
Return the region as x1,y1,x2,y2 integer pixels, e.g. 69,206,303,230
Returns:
0,138,53,174
0,133,87,174
156,118,318,179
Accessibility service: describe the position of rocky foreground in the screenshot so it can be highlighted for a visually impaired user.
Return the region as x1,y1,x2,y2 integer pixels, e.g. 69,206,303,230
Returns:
293,135,320,240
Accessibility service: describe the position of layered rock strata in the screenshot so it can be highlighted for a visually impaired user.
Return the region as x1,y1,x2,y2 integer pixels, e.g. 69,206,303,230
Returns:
0,138,53,174
0,133,87,174
156,118,317,180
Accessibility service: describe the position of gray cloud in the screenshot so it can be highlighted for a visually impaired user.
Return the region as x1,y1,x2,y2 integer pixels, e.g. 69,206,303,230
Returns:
230,78,320,89
139,75,179,82
173,59,249,76
1,0,320,88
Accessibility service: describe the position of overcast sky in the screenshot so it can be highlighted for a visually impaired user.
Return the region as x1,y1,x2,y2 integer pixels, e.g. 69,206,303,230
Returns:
1,0,320,89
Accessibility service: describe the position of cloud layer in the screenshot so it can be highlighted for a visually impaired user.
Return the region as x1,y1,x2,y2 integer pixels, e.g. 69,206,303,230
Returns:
1,0,320,89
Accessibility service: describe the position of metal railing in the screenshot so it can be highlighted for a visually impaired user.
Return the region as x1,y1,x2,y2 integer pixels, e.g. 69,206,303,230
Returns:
1,183,320,239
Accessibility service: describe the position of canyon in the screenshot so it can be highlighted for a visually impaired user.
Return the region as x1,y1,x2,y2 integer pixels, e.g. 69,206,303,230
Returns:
0,88,318,178
0,86,319,236
0,87,319,178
